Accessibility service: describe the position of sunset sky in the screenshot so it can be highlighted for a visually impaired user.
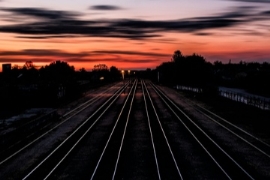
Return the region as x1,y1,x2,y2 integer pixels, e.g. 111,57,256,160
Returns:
0,0,269,71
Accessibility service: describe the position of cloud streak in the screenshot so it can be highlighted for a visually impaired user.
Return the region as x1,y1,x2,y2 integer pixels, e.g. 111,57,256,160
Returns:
0,49,169,64
0,7,80,20
0,6,269,40
0,49,169,57
92,50,170,57
0,49,88,57
89,5,123,11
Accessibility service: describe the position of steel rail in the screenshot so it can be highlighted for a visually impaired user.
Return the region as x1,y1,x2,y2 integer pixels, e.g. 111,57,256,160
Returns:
61,84,115,118
141,80,161,180
90,80,137,180
112,80,137,180
0,83,122,166
22,83,128,180
195,104,270,147
167,85,270,158
151,82,254,179
151,82,232,179
143,81,183,180
142,80,162,180
195,107,270,159
172,86,270,149
44,83,130,180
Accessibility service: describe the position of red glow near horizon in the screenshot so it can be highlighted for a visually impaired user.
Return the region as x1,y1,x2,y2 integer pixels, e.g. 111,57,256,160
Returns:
0,0,270,73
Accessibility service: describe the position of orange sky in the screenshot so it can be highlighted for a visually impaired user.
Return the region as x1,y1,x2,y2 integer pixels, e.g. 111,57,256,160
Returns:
0,1,270,72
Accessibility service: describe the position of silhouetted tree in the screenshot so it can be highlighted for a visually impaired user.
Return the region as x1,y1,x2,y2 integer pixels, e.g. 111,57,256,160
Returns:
92,64,110,82
156,51,214,87
109,66,121,81
38,60,76,103
79,68,86,73
93,64,108,71
39,60,75,83
156,62,176,85
171,50,184,63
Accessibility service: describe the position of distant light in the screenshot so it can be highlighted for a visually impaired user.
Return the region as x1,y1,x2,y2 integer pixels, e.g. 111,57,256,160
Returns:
100,77,104,80
121,70,125,80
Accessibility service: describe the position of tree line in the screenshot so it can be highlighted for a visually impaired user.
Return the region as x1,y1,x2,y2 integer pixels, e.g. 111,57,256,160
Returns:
0,61,122,118
152,50,270,97
1,50,270,117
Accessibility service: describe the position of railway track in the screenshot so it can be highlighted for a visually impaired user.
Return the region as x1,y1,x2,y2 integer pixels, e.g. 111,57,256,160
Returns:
0,83,119,157
0,79,269,179
89,79,138,179
150,81,270,179
142,80,183,180
20,81,129,180
89,80,183,179
194,104,270,158
0,81,128,179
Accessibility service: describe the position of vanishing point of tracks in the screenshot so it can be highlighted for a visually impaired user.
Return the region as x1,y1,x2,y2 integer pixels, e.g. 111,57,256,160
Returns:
1,79,270,179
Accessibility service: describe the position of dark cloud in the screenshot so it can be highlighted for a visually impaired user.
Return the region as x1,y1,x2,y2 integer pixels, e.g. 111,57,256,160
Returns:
89,5,122,11
194,32,213,36
92,50,170,57
0,7,156,39
261,10,270,15
82,58,160,64
0,7,80,20
0,49,167,64
0,49,89,57
118,59,160,63
0,6,269,40
15,35,81,39
0,57,60,63
0,49,162,68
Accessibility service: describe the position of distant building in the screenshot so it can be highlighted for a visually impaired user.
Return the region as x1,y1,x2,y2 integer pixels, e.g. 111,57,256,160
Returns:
2,64,11,73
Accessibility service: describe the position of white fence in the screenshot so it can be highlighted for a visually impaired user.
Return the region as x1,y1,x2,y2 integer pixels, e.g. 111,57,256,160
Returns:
175,85,203,93
219,90,270,110
175,85,270,110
